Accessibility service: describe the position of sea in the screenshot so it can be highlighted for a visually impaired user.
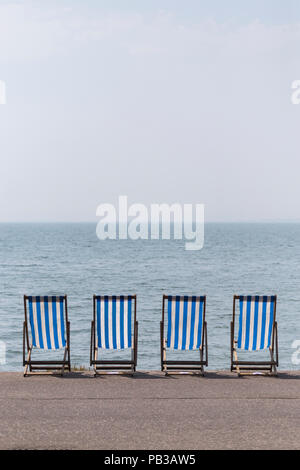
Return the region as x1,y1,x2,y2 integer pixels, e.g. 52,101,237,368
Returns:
0,222,299,371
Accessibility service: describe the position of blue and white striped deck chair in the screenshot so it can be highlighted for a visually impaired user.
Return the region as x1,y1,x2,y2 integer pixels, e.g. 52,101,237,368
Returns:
90,295,138,375
231,295,278,376
160,295,208,375
23,295,71,376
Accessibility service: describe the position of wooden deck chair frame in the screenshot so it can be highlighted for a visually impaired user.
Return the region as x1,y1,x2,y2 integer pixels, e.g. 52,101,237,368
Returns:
23,295,71,376
160,295,208,376
231,295,279,376
90,295,138,376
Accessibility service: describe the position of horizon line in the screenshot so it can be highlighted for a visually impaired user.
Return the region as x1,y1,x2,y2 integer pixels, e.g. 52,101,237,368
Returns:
1,220,300,224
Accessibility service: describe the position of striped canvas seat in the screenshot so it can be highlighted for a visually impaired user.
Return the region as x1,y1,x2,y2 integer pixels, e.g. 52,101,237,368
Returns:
237,296,276,351
91,295,138,375
23,294,71,376
161,295,208,375
28,296,66,350
166,296,205,350
95,296,133,350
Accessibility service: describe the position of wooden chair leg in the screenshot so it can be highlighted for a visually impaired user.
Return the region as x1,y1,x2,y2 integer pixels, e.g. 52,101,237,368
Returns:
94,348,98,377
199,347,205,377
160,321,164,372
269,348,278,376
233,347,240,376
205,321,208,367
67,321,71,371
61,347,68,376
162,338,167,374
134,321,138,372
131,345,135,376
24,347,32,377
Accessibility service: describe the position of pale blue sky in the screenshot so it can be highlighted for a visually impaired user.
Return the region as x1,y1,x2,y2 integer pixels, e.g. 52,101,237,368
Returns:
0,1,299,222
41,0,300,24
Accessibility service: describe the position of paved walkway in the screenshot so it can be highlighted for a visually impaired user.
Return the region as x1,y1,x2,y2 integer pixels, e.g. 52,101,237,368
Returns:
0,371,299,449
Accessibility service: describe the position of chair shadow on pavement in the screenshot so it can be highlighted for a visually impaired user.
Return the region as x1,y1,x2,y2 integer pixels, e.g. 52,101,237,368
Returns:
22,370,300,380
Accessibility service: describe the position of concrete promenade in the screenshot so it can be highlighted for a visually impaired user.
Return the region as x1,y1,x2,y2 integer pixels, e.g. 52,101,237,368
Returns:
0,371,299,450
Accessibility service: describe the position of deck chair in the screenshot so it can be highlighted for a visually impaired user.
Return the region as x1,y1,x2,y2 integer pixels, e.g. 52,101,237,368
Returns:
23,295,71,376
160,295,208,375
90,295,138,376
231,295,278,376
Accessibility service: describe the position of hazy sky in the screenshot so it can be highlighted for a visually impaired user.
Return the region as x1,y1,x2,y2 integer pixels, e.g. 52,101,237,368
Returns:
0,0,299,222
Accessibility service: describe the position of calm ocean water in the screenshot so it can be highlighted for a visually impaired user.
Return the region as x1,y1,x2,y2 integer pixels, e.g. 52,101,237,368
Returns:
0,223,299,371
